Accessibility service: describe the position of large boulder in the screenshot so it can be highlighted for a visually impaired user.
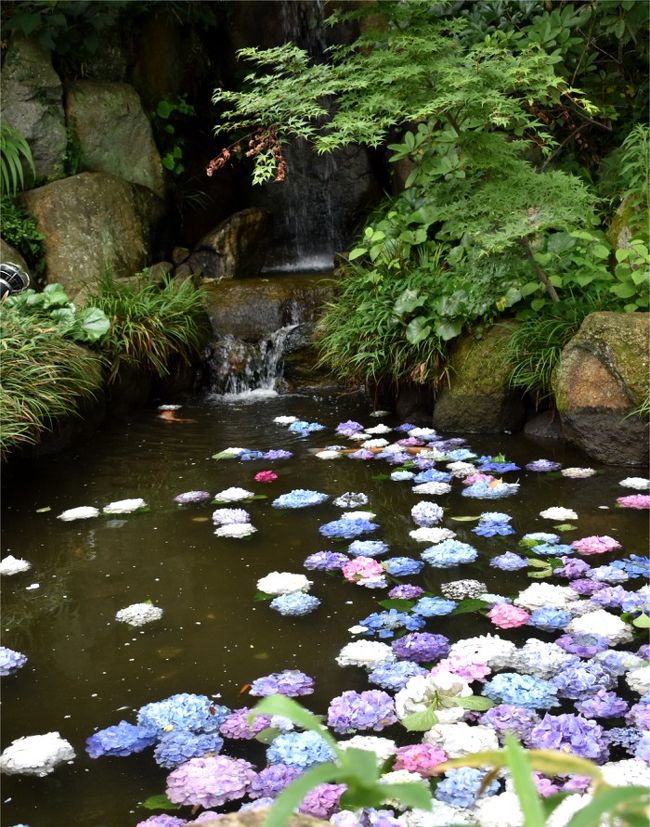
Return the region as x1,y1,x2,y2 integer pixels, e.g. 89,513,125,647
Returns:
0,37,66,182
66,81,165,198
554,311,649,466
433,324,525,433
188,209,273,280
19,172,164,301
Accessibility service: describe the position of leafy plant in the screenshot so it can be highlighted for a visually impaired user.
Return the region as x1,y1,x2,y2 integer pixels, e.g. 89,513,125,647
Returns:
87,272,209,382
0,123,35,196
0,197,45,277
150,96,196,177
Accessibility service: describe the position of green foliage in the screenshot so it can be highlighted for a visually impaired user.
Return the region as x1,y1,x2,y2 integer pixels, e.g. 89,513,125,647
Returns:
0,123,35,196
150,96,196,177
0,309,103,457
87,272,208,382
0,197,45,277
5,283,110,344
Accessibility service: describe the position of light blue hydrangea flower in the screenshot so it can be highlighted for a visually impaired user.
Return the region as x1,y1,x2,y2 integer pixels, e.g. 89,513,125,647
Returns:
0,646,27,676
319,519,378,539
367,660,427,691
137,694,230,736
412,596,457,616
267,731,336,769
435,768,500,808
272,490,329,509
483,673,560,710
421,540,478,568
349,540,389,558
390,470,415,482
86,720,157,758
153,731,224,769
270,593,321,616
383,557,424,576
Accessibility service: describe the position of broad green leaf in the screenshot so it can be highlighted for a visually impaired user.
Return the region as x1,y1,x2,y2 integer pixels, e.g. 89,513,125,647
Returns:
378,598,416,611
254,591,273,601
379,782,432,811
448,695,494,711
348,247,367,261
405,316,431,346
503,734,546,827
632,612,650,629
591,243,610,259
434,319,462,341
553,523,577,532
140,793,178,811
394,289,425,317
77,307,111,341
450,598,490,615
449,515,481,522
340,787,386,810
401,705,439,732
264,763,344,827
255,726,280,744
564,785,649,827
341,748,381,783
253,695,338,751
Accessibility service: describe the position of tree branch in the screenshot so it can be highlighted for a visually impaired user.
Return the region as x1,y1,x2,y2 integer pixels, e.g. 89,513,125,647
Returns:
521,238,560,303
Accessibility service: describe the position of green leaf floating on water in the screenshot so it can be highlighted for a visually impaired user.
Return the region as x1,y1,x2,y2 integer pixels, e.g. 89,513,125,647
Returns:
450,515,481,522
254,591,274,602
632,613,650,629
378,598,416,611
450,598,490,615
141,793,178,811
35,506,51,513
554,523,577,532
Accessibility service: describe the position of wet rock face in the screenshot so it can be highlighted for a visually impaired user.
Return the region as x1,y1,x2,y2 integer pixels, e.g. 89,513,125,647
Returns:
554,311,649,466
188,209,273,280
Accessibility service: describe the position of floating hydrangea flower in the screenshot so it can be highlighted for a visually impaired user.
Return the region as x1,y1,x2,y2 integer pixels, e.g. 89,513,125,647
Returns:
327,690,396,734
435,767,500,809
136,816,185,827
211,508,250,525
274,416,298,425
412,482,452,496
526,459,561,472
487,604,529,629
383,557,423,576
556,633,610,658
238,450,265,461
349,540,389,558
272,489,328,509
389,584,424,600
508,640,578,680
103,498,147,515
270,592,321,616
0,555,31,576
589,564,629,584
214,523,257,538
86,721,156,759
575,689,628,719
526,713,608,762
441,579,487,600
462,479,519,499
0,647,27,676
392,744,447,777
57,506,99,521
153,731,224,768
392,632,449,663
357,609,425,639
410,502,444,528
410,527,456,544
0,732,75,776
304,551,349,571
316,449,341,459
479,705,541,743
248,763,302,799
334,492,369,510
254,470,277,483
368,661,427,692
288,420,325,434
137,694,229,736
320,518,379,539
391,470,415,482
257,571,312,595
571,535,621,555
412,596,457,617
528,607,572,632
342,557,384,584
483,673,559,710
174,491,210,505
567,609,633,645
219,707,272,740
432,654,491,683
620,477,650,490
554,556,591,579
539,506,578,520
249,670,314,697
421,540,478,568
336,640,395,669
267,731,336,769
520,531,560,547
336,420,364,435
342,510,377,522
263,449,293,460
115,603,163,627
490,552,527,571
166,755,256,807
413,469,452,485
396,671,473,727
514,582,577,611
552,661,615,700
213,487,254,502
561,467,596,478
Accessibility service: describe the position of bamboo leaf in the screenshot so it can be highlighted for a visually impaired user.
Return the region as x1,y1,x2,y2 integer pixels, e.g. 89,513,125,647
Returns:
503,734,546,827
564,785,649,827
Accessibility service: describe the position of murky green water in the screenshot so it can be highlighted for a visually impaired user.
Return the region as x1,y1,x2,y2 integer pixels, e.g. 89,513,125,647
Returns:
1,392,647,826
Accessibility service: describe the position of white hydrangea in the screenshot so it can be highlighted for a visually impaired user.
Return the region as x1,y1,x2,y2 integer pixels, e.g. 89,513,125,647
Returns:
423,722,498,758
348,432,369,441
539,506,578,520
412,482,452,496
546,794,592,827
448,634,516,671
361,438,389,449
214,523,257,538
335,640,395,669
409,527,455,544
273,416,298,424
395,671,472,725
447,462,477,478
115,603,163,627
626,664,650,695
370,410,391,417
0,732,75,776
405,803,473,827
619,477,649,490
471,791,523,827
102,498,147,515
365,424,393,434
213,487,254,502
514,582,578,611
560,467,595,478
0,555,31,576
507,639,578,679
256,571,312,596
341,510,377,521
338,735,397,763
408,428,438,438
57,506,99,522
316,450,342,460
418,448,448,461
600,758,650,787
568,610,633,645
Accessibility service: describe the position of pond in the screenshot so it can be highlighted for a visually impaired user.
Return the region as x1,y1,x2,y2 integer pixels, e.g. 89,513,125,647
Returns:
1,391,648,827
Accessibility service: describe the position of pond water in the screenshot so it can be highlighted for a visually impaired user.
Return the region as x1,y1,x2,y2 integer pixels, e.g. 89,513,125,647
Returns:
1,391,648,827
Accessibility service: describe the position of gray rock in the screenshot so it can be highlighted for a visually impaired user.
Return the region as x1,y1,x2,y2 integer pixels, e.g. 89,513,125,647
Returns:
66,81,165,198
554,311,649,466
524,411,565,440
189,209,273,280
0,37,66,182
19,172,164,301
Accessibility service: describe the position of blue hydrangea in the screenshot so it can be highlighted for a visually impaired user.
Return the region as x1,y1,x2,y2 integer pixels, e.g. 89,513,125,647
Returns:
462,480,519,499
303,551,350,571
357,609,425,639
421,540,478,568
390,470,415,482
412,596,457,616
435,768,500,808
490,552,528,571
477,457,520,473
368,661,427,691
527,607,572,632
270,593,321,616
239,450,266,461
319,519,379,539
272,490,329,509
483,673,560,710
0,646,27,676
349,540,389,558
473,521,515,537
410,501,444,527
520,532,560,547
445,449,476,461
532,542,573,557
288,420,326,435
383,557,424,576
263,449,293,460
551,662,615,700
153,731,224,768
611,555,650,578
621,591,650,613
248,763,302,798
606,727,641,752
327,689,397,733
249,670,314,697
86,720,157,758
575,690,628,719
413,469,451,484
137,694,230,736
267,731,336,769
589,565,629,584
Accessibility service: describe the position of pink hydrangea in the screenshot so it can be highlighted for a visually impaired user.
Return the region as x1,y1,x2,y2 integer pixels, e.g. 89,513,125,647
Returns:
462,473,495,486
393,743,447,776
617,494,650,509
486,603,530,629
166,755,256,808
571,535,622,555
254,470,277,483
431,654,491,682
342,557,384,583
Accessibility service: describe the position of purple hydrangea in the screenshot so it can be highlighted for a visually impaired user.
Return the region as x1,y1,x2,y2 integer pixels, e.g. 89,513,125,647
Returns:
248,763,302,799
86,720,157,758
319,519,379,539
383,557,424,577
336,420,364,435
349,540,389,558
589,585,629,609
348,449,376,460
528,608,572,632
299,783,346,818
249,670,315,698
263,449,293,460
555,557,592,579
552,662,615,700
490,552,528,571
166,755,256,807
479,704,541,742
411,502,444,527
413,469,452,484
575,690,629,719
556,634,611,658
526,714,608,763
627,702,650,730
304,551,349,571
483,673,560,710
606,726,642,752
267,731,336,769
421,540,478,568
136,816,185,827
174,491,211,505
525,459,561,472
358,609,425,639
137,694,230,736
368,660,427,692
219,707,273,740
412,596,457,616
270,593,321,616
435,768,500,808
0,646,27,676
388,585,424,600
391,632,450,663
212,508,250,525
153,731,224,769
327,690,397,734
569,579,606,596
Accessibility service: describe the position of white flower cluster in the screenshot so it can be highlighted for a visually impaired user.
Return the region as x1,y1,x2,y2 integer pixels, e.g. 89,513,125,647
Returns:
0,732,75,776
619,477,650,490
560,467,595,478
507,639,577,679
273,416,298,424
214,523,257,538
338,735,397,762
514,582,578,611
103,498,147,515
539,506,578,520
626,664,650,695
395,671,472,726
214,487,254,502
568,610,633,645
57,506,99,521
115,603,163,627
256,571,312,595
335,640,395,669
412,482,452,496
424,721,499,758
409,527,455,544
448,634,515,671
0,555,31,576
